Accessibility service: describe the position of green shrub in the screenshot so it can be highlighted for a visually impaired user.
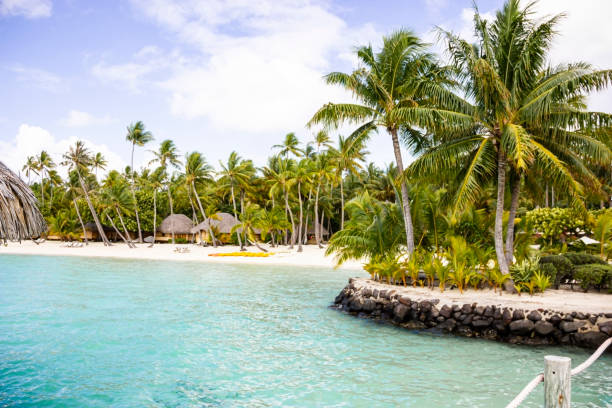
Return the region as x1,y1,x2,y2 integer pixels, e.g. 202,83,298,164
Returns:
538,263,557,287
573,264,612,292
562,252,607,266
174,237,189,244
525,208,588,243
511,255,540,285
539,255,573,288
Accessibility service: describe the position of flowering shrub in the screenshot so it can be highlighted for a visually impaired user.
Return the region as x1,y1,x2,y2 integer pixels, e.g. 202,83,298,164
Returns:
525,208,589,242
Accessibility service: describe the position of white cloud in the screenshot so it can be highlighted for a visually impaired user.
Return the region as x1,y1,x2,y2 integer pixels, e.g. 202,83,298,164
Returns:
0,0,51,18
60,110,113,127
95,0,379,134
8,64,62,91
0,124,125,177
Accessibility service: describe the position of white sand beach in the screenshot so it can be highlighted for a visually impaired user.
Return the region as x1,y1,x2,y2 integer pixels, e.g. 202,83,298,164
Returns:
0,241,363,270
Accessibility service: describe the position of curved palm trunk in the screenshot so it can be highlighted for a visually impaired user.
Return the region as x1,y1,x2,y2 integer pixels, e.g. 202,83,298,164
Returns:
495,149,514,292
78,172,110,246
150,188,157,247
40,174,45,209
505,177,521,266
297,181,303,252
230,184,243,250
192,181,217,247
73,197,88,245
115,206,135,248
320,210,326,243
240,189,247,247
285,190,296,249
389,129,415,255
303,187,312,245
130,144,143,243
106,213,131,247
187,186,199,224
339,173,345,230
314,182,322,248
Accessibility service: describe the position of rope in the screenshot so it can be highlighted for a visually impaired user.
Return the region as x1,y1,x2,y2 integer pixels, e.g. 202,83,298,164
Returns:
571,337,612,376
505,373,543,408
505,336,612,408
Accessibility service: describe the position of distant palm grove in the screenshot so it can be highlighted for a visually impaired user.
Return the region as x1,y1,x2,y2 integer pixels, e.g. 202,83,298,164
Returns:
19,1,612,293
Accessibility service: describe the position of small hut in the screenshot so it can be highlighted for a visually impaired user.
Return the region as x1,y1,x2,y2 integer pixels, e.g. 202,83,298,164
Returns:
191,212,260,244
306,224,330,244
0,161,46,242
157,214,194,242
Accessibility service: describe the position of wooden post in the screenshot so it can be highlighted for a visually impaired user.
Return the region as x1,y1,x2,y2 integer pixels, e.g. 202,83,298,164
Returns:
544,355,571,408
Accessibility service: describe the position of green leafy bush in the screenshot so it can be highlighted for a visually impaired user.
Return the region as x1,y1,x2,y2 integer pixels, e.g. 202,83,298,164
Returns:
539,255,573,288
562,252,607,266
511,255,540,285
525,208,588,243
573,264,612,292
538,263,557,287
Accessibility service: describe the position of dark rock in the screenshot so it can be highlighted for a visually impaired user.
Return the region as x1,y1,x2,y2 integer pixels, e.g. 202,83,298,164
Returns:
597,320,612,336
436,316,446,322
573,331,609,348
512,310,525,320
362,298,376,313
409,310,419,320
605,313,612,318
453,311,462,319
430,308,440,318
575,312,586,320
437,318,456,331
493,320,507,332
419,313,427,322
502,309,513,324
456,326,473,337
334,294,343,304
562,314,574,322
509,320,534,335
559,334,571,344
452,305,460,312
534,321,555,336
472,319,490,329
493,308,503,320
463,315,473,325
349,297,363,312
548,315,562,325
398,296,411,306
475,306,485,316
379,289,388,299
420,301,432,312
393,303,409,321
571,311,577,318
461,304,473,314
410,302,419,310
431,299,440,305
404,321,427,330
372,289,379,298
440,305,452,318
527,310,542,322
588,316,598,325
383,302,394,314
362,288,372,297
560,321,586,333
483,306,494,317
483,328,497,339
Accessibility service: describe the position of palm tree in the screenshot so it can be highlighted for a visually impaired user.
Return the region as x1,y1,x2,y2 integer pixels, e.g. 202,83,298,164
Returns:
184,151,218,246
37,150,55,209
147,167,165,248
65,171,89,245
406,0,612,282
61,141,111,245
100,171,135,248
232,203,268,252
309,130,332,154
291,158,313,252
92,152,108,179
309,30,446,255
330,133,368,229
312,152,335,247
273,132,304,157
218,151,253,250
149,139,181,243
22,156,39,185
126,121,154,243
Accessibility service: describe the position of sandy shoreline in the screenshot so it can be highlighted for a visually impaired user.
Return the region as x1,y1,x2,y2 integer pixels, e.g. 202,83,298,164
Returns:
0,241,363,270
350,278,612,314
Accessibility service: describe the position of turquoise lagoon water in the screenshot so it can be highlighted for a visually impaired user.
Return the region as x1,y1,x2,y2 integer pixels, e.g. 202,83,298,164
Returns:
0,255,610,407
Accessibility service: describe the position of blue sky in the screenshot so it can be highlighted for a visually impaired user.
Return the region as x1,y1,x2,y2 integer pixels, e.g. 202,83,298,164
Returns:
1,0,611,176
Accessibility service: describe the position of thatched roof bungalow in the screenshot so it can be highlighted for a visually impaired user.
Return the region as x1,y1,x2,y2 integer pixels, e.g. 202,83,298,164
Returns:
157,214,194,242
0,161,46,241
190,212,260,244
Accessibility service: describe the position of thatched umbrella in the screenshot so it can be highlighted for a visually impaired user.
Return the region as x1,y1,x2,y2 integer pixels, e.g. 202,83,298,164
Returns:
0,161,47,242
158,214,194,235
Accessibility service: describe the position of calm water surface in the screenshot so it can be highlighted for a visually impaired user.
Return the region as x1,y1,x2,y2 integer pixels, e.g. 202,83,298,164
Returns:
0,254,610,407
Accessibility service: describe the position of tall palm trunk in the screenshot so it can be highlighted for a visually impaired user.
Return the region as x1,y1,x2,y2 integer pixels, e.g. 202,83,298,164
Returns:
130,143,143,243
116,206,135,248
505,176,521,266
339,173,345,230
166,184,175,244
77,171,110,246
240,189,247,247
314,182,322,248
297,181,303,252
230,184,243,250
285,190,296,248
320,210,325,244
389,129,415,255
187,186,199,224
40,174,45,208
73,197,88,245
192,181,217,247
494,149,513,292
150,188,157,247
